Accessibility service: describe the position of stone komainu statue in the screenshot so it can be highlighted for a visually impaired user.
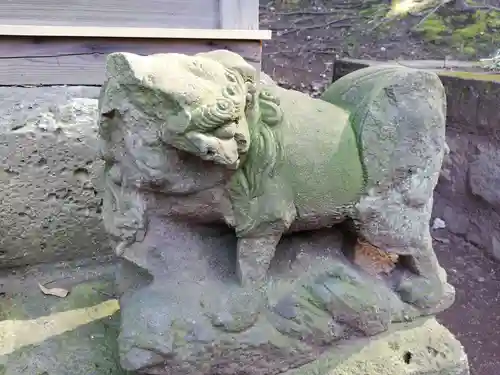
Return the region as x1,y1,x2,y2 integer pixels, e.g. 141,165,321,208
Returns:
98,50,454,374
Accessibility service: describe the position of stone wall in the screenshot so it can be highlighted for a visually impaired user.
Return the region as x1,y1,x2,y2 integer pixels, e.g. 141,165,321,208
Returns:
0,87,110,268
333,59,500,261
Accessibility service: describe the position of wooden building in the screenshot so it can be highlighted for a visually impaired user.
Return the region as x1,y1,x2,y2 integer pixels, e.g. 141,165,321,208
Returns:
0,0,270,86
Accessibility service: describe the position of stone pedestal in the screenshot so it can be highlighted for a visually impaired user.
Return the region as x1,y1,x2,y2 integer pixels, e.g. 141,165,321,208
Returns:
0,262,469,375
287,318,469,375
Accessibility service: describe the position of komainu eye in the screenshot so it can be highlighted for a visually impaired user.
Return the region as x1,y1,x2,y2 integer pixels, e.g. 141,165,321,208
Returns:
200,99,234,124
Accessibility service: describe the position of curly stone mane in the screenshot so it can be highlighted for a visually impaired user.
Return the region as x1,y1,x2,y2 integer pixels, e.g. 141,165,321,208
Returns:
228,87,286,237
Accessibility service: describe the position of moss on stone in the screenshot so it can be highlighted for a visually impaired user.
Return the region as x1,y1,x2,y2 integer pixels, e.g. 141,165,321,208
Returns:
284,318,468,375
438,71,500,82
359,2,389,19
359,2,393,32
416,10,500,58
419,17,448,40
462,46,477,56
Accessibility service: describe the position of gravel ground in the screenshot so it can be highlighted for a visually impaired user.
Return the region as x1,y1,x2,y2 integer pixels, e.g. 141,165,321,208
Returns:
434,233,500,375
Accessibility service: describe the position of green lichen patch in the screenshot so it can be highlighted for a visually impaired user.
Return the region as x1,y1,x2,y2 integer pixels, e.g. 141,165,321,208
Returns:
358,2,395,33
284,318,467,375
439,70,500,82
415,10,500,58
359,2,391,20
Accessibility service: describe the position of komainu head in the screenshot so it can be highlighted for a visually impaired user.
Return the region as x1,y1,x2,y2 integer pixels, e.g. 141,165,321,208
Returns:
101,50,259,170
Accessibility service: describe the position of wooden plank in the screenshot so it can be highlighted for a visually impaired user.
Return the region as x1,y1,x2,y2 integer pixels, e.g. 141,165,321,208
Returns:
0,0,219,29
0,37,262,86
219,0,260,30
0,25,271,40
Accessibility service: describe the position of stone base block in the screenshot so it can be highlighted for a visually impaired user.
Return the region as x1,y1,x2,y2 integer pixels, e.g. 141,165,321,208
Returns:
287,318,469,375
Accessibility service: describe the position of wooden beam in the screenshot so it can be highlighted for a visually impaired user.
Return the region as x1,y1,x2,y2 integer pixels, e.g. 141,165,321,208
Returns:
219,0,260,30
0,37,262,86
0,0,220,29
0,25,271,40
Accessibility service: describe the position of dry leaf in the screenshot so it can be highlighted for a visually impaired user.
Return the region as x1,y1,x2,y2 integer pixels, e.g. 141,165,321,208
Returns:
38,283,69,298
354,239,399,276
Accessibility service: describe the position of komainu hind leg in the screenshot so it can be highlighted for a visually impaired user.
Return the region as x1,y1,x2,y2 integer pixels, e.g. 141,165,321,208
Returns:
355,190,455,313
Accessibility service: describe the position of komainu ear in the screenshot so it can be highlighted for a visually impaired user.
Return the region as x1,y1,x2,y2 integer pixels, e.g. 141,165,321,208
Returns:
195,50,257,85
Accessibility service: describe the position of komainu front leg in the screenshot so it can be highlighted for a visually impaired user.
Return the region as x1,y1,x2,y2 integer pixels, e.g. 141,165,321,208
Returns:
221,168,296,331
236,233,282,287
209,233,282,333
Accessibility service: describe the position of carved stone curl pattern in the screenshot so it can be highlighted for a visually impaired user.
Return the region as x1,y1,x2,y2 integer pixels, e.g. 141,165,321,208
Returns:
228,87,285,237
97,50,456,375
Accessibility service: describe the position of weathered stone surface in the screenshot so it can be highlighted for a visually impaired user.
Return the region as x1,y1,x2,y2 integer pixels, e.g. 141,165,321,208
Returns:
0,261,469,375
333,58,500,266
115,228,430,374
285,318,469,375
98,51,455,374
468,147,500,210
489,234,500,262
0,258,127,375
0,87,111,268
332,59,500,136
442,206,469,236
434,135,500,254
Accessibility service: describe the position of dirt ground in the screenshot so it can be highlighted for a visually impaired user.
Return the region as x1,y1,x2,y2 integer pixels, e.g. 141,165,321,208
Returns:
434,233,500,375
260,0,500,91
260,2,500,374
